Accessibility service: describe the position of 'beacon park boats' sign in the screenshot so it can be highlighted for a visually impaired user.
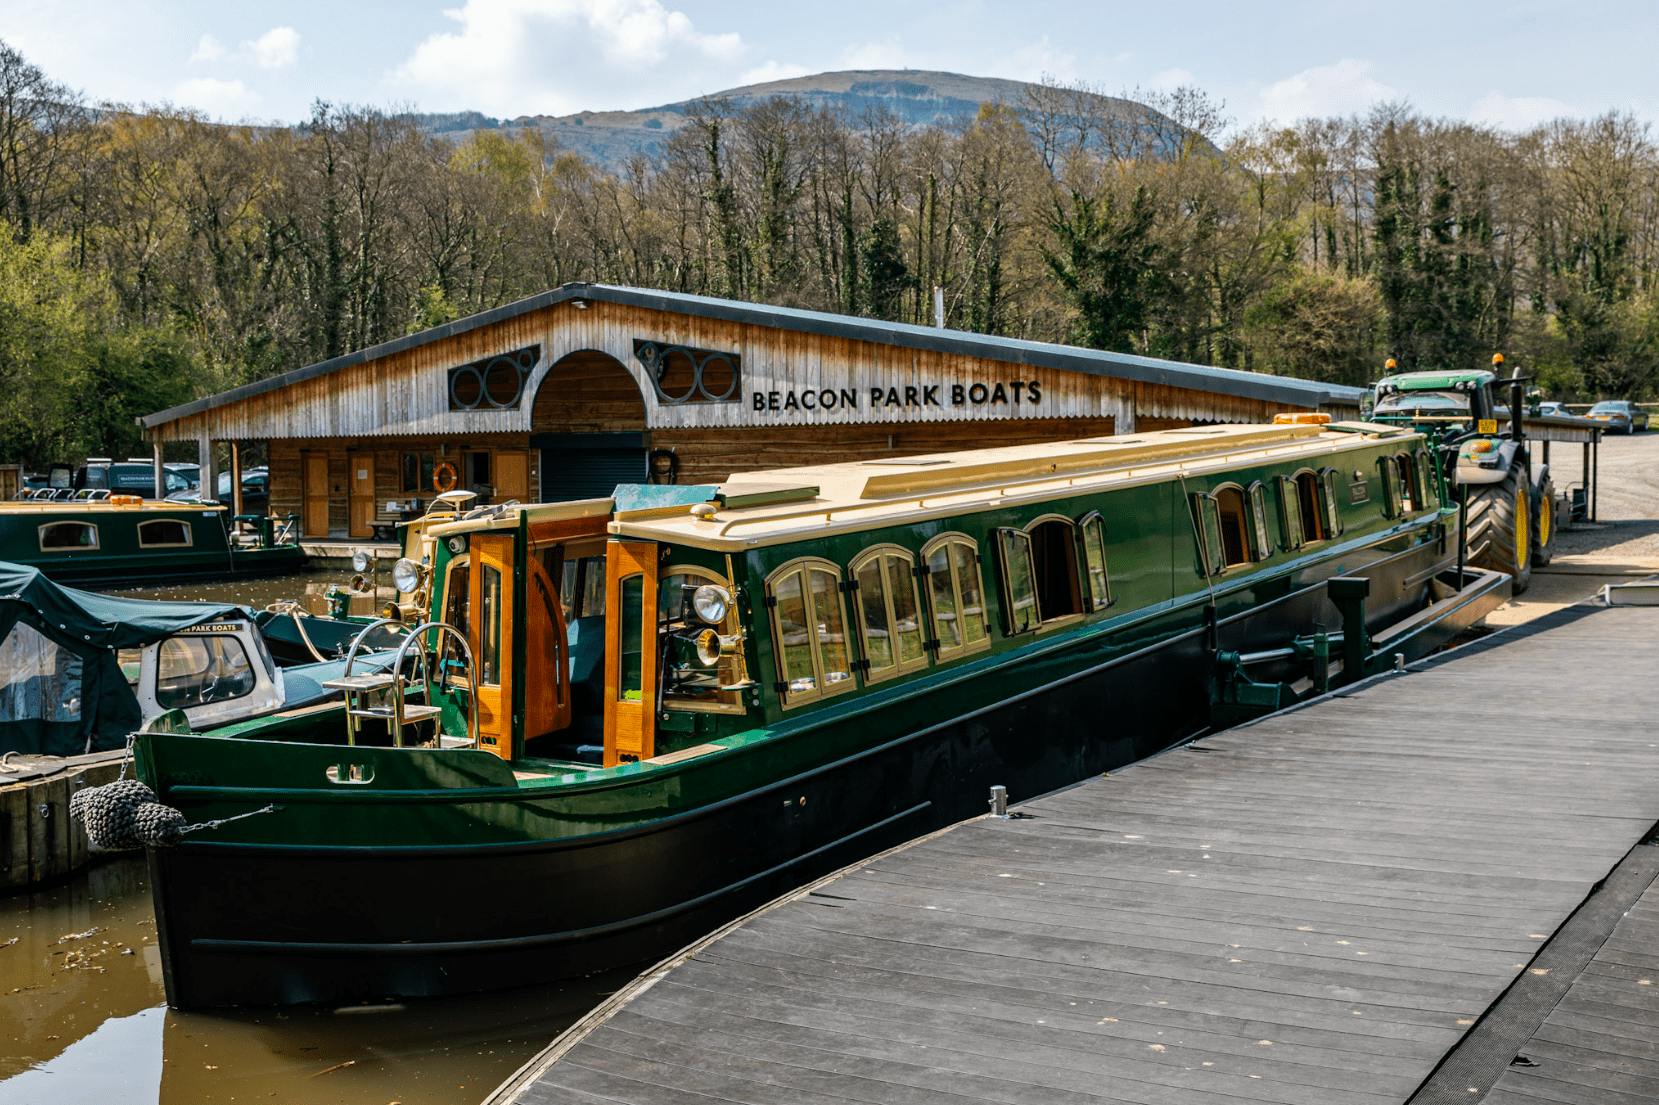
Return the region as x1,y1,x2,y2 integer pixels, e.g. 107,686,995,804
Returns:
752,379,1044,414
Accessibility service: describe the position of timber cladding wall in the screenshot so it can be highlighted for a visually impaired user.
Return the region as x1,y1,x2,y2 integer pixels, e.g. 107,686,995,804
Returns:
149,298,1308,445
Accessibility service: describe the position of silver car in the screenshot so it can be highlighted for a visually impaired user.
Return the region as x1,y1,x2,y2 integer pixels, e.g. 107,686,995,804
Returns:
1587,400,1650,433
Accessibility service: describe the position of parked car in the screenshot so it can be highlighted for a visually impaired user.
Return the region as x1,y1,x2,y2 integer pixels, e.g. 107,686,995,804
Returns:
1587,400,1650,433
166,466,270,515
75,458,201,498
1538,401,1567,417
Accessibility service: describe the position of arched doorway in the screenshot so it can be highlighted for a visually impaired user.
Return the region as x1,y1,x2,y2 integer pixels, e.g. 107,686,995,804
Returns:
530,350,649,501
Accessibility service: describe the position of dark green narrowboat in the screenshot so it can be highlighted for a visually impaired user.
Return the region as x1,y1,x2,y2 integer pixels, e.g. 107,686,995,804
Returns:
0,497,304,584
132,421,1508,1008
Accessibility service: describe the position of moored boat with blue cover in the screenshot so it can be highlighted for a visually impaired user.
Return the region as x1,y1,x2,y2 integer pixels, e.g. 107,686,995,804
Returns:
130,420,1509,1008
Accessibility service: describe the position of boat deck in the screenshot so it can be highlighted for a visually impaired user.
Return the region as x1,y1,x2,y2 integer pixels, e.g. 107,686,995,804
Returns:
486,600,1659,1105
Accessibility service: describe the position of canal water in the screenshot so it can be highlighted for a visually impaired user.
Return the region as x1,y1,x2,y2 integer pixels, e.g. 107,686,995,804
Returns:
1,571,625,1105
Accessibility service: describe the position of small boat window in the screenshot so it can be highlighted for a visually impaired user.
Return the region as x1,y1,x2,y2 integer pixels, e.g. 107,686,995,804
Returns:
137,518,193,549
849,546,928,684
479,564,503,686
155,634,256,709
660,566,745,711
1277,475,1305,550
1212,486,1252,567
921,534,990,660
442,557,471,675
38,521,98,552
1319,468,1346,537
1246,482,1273,560
766,558,855,707
559,553,607,620
1078,513,1112,610
1190,494,1226,576
1295,470,1326,541
995,528,1039,634
617,573,645,701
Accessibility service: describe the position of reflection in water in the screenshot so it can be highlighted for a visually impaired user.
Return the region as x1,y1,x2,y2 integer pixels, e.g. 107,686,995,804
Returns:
0,859,623,1105
108,570,395,618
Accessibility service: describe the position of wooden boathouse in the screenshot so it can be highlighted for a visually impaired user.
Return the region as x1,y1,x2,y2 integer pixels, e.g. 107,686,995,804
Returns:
138,284,1369,540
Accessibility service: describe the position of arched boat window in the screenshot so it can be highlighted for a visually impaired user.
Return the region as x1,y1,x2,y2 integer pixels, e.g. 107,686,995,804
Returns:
1078,513,1113,611
1277,475,1305,550
1212,486,1252,568
1414,448,1439,509
137,518,193,549
1294,470,1326,542
38,521,98,552
920,533,990,660
1028,516,1085,622
1319,468,1346,537
766,557,855,708
849,546,929,684
1246,481,1273,560
660,565,745,712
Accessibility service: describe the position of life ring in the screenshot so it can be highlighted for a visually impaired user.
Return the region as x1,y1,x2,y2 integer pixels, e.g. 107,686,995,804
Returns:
432,461,458,493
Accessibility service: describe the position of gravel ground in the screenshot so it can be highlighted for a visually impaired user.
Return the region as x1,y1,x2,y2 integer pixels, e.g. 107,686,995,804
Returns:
1544,427,1659,567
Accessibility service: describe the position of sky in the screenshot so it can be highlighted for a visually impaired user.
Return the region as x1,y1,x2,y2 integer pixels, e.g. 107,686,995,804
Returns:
1,0,1653,132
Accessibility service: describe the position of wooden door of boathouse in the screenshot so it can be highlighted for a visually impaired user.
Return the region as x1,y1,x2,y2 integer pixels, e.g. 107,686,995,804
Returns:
302,453,329,538
347,452,375,539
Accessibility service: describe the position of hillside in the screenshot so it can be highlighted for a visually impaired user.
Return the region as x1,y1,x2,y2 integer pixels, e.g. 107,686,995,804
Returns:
407,69,1171,167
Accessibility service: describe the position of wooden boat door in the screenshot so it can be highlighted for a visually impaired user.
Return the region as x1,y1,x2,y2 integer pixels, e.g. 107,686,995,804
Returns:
603,540,657,767
467,533,515,759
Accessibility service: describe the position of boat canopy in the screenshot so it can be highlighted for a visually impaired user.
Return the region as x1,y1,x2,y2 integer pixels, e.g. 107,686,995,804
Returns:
0,561,251,755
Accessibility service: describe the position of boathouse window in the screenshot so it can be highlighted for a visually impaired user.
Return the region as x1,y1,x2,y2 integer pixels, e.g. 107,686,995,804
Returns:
37,521,98,552
137,518,193,549
920,534,990,660
155,635,256,709
766,558,855,707
849,546,929,683
1277,475,1305,550
401,452,436,494
660,566,745,711
1319,468,1346,536
1078,513,1113,610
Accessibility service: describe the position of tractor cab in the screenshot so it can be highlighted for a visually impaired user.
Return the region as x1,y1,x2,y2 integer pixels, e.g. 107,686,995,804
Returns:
1369,355,1531,491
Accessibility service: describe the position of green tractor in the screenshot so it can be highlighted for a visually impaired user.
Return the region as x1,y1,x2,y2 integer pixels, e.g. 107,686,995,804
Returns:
1367,354,1553,594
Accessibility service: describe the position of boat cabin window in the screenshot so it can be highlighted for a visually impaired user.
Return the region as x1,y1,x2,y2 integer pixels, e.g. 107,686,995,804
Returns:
1079,513,1112,610
137,518,193,548
849,546,928,684
38,522,98,552
1319,468,1346,537
995,529,1039,634
560,552,607,621
1277,475,1306,549
921,534,990,660
1213,486,1252,567
1414,449,1438,508
155,634,256,709
660,566,745,711
0,622,84,722
618,574,645,702
1393,453,1419,513
1292,470,1325,541
441,556,471,673
1029,517,1085,621
766,558,855,707
478,563,503,685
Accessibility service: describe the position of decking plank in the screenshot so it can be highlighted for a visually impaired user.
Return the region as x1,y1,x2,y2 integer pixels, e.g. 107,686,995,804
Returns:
488,604,1659,1105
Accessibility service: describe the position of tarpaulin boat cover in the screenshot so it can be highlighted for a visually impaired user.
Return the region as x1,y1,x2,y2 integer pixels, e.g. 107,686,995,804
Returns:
0,562,250,755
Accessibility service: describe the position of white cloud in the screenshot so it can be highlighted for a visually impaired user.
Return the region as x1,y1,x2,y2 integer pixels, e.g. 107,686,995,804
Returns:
1149,66,1194,91
188,34,224,64
983,36,1078,83
1470,91,1571,131
170,77,259,118
390,0,744,116
739,61,810,87
1257,58,1398,122
248,26,300,70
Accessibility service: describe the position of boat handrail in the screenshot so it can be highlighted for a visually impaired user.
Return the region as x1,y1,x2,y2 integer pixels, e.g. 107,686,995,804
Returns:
340,617,409,678
392,621,479,751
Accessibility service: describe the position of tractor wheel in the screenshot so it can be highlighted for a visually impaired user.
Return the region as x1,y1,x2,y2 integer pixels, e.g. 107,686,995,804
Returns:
1533,474,1557,567
1465,465,1532,595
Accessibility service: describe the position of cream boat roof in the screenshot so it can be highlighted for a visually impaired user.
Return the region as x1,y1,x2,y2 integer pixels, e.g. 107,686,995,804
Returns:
610,421,1418,551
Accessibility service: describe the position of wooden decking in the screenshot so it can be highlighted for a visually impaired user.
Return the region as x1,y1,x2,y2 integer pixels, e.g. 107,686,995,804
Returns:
488,603,1659,1105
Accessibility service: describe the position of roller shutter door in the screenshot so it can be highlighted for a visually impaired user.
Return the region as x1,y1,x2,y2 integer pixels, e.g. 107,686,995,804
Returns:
535,433,646,502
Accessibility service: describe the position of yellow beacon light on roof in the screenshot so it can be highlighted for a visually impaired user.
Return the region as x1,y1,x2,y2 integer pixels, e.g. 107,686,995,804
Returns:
1273,412,1332,426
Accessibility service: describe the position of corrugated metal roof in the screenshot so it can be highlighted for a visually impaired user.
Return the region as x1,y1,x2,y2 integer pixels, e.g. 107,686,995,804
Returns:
140,283,1366,429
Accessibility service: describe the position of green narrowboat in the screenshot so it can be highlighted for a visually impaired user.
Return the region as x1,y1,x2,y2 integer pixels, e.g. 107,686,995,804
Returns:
0,497,304,584
132,421,1508,1008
